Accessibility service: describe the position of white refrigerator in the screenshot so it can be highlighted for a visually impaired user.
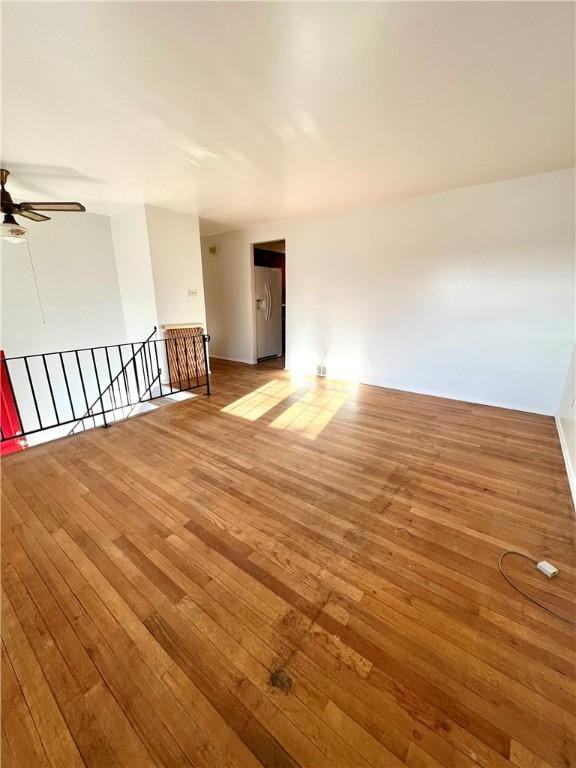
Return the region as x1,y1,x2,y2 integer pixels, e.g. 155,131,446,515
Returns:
255,266,283,359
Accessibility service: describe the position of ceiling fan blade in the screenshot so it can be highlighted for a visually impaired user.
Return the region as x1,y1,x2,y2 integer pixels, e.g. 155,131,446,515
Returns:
16,209,51,222
19,201,86,212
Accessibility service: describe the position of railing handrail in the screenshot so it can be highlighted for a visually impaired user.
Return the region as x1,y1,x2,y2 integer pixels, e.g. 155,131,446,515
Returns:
67,326,158,434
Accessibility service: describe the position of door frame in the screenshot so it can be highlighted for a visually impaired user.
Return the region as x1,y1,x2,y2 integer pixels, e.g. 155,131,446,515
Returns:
250,240,286,365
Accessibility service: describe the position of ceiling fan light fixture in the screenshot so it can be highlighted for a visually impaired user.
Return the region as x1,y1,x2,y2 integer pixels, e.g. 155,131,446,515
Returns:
1,168,86,237
0,214,28,243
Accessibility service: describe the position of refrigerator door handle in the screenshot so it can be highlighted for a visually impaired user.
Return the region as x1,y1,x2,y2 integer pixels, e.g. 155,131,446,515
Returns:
265,280,271,321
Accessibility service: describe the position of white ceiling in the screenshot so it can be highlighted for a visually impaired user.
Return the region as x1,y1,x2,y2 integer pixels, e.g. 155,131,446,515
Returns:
3,2,574,234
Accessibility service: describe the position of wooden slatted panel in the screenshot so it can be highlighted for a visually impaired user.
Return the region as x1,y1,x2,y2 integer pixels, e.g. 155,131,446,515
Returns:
165,327,206,388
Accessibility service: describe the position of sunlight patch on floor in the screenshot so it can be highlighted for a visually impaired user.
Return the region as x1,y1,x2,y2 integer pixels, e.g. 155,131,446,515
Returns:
221,379,297,421
269,388,349,439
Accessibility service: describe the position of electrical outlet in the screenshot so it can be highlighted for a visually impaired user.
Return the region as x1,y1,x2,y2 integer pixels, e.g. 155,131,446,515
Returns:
187,288,198,297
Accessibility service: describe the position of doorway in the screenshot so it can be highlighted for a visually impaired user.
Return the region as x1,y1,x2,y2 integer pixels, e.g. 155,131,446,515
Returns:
253,240,285,368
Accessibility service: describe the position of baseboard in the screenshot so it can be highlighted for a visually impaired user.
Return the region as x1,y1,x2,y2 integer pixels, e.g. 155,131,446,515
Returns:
214,357,552,414
283,365,552,415
358,376,553,416
555,415,576,512
210,355,256,365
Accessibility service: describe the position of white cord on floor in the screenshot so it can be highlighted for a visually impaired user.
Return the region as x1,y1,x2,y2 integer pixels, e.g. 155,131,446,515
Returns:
498,550,575,624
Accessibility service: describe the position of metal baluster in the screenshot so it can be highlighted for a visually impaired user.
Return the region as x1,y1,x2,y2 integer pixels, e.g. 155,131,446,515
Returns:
146,339,156,398
141,344,151,399
119,346,129,411
23,357,43,430
90,348,107,427
131,343,141,403
165,338,174,393
118,346,126,414
153,340,163,397
42,355,60,426
104,347,118,418
203,334,211,395
147,339,157,398
75,350,93,430
140,342,150,399
59,353,76,420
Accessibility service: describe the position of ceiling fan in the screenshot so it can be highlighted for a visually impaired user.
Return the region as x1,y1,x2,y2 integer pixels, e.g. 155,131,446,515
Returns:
0,168,86,243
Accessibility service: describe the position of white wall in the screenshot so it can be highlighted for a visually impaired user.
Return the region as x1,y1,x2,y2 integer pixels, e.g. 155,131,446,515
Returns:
110,205,207,338
1,213,126,356
146,206,206,329
1,213,128,440
111,206,158,341
556,347,576,507
201,169,574,415
202,230,255,363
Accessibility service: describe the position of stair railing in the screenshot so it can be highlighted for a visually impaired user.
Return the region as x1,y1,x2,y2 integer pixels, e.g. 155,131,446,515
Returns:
0,329,211,445
68,326,159,434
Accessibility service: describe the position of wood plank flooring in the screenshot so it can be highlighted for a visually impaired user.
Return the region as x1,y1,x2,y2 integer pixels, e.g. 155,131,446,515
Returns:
2,359,575,768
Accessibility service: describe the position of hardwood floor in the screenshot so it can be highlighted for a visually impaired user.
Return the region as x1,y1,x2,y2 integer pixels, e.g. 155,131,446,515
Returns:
256,356,285,370
2,359,575,768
